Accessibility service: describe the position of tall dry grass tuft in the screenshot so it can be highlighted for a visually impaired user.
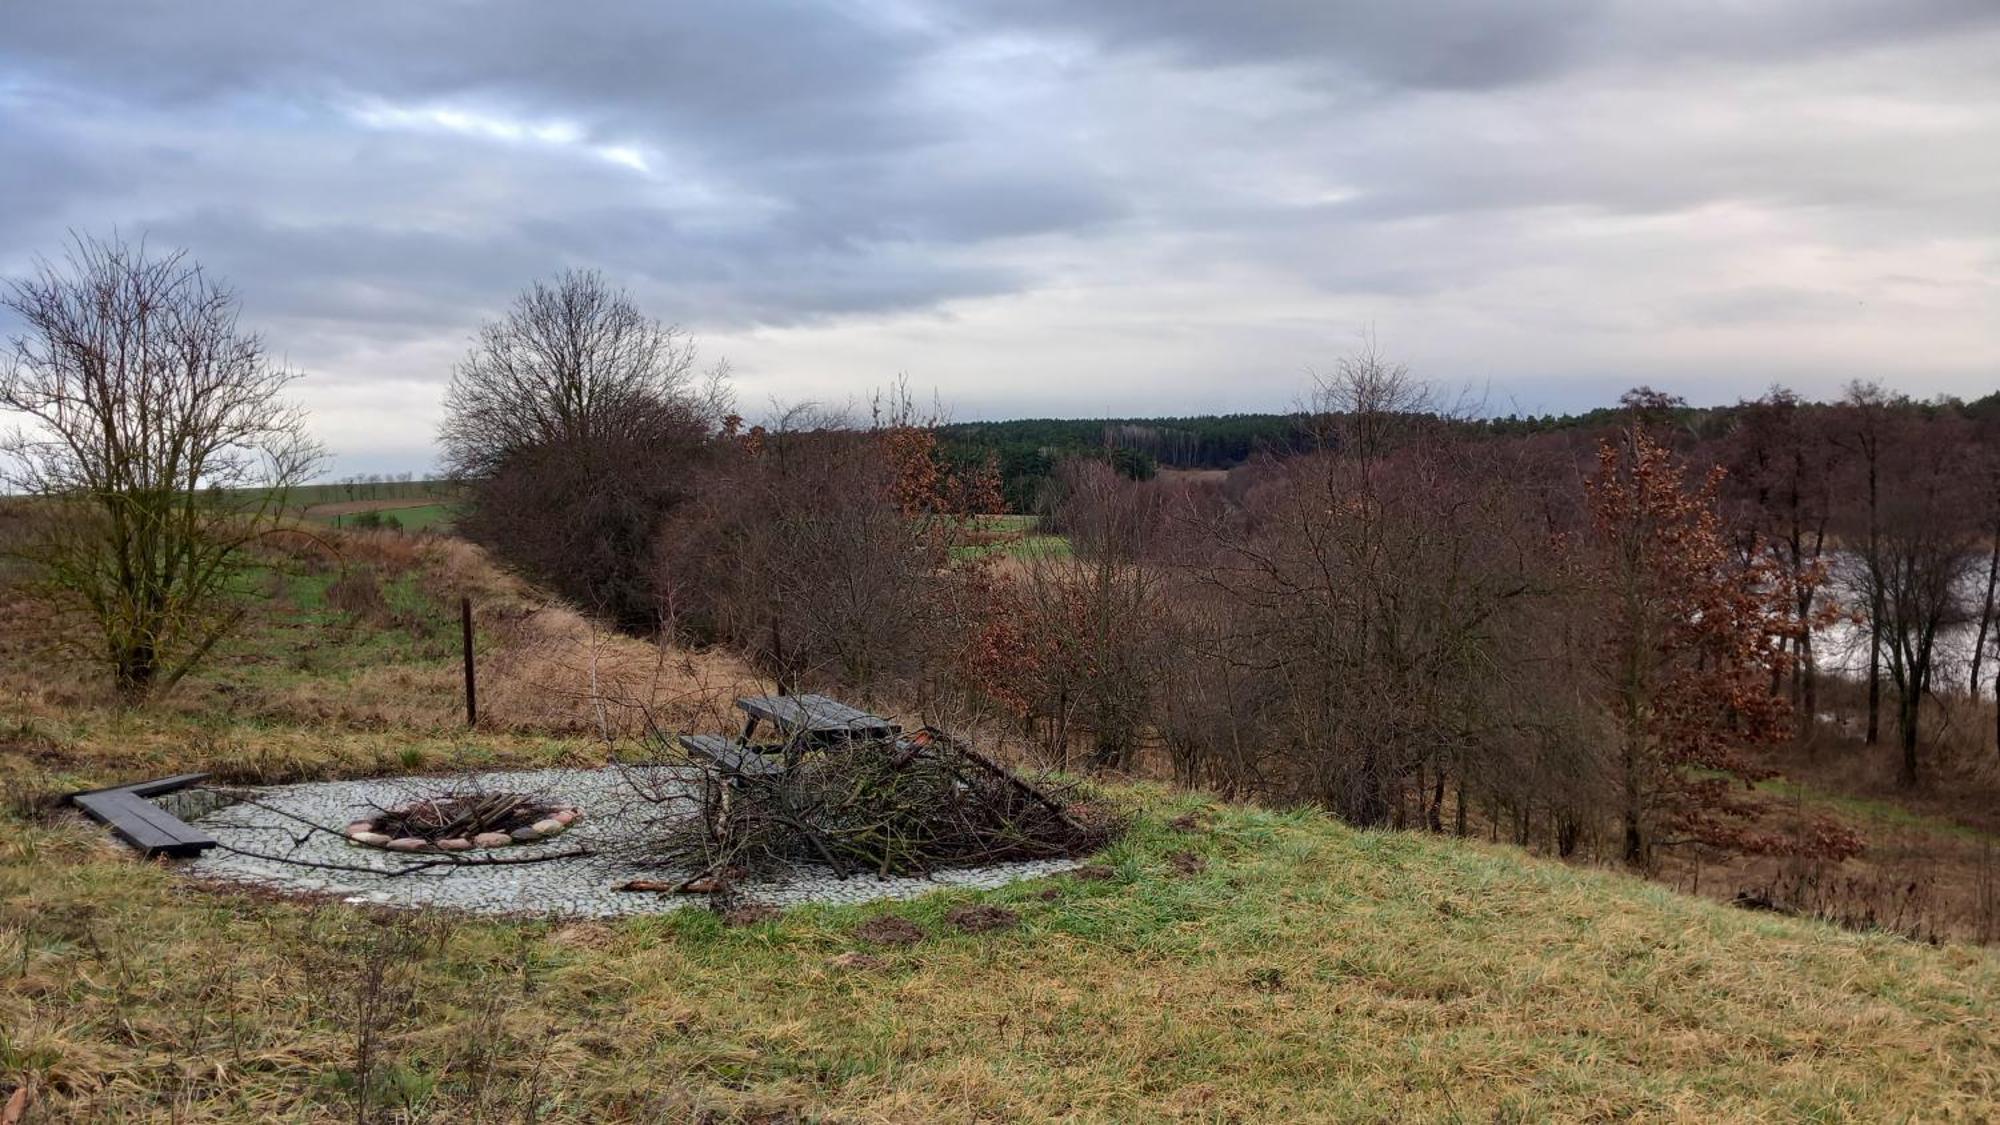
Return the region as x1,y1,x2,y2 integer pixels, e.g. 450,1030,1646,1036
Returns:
474,600,753,738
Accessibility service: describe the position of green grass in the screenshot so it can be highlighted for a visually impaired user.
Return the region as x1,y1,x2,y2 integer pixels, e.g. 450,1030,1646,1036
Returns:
284,479,456,507
4,784,1997,1120
953,514,1074,560
316,502,460,533
1756,777,1999,844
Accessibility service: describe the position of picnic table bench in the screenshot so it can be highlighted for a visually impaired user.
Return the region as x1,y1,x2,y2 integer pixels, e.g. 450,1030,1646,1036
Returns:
736,694,899,746
67,773,218,858
676,734,783,780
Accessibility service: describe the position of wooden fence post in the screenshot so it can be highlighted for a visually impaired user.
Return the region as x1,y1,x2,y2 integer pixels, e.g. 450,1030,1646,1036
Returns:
461,595,477,729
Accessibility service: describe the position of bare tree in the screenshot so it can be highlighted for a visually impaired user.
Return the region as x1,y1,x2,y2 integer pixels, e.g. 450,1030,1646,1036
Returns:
1866,413,1982,786
1171,350,1563,827
440,270,724,626
657,391,997,698
1,233,322,699
1834,380,1900,745
1720,388,1842,729
440,269,711,479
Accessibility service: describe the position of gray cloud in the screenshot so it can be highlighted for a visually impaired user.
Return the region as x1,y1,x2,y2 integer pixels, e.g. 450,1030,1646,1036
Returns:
2,1,1996,474
960,0,2000,89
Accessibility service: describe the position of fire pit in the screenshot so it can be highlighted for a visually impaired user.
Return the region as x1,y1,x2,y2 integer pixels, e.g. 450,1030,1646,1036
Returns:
344,791,581,853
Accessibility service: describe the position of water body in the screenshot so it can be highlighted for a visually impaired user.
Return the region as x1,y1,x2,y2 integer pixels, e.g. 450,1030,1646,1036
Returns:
1805,550,1997,701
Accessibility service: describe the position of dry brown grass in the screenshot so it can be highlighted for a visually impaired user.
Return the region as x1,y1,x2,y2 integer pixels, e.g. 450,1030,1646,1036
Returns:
3,792,1998,1121
0,528,761,790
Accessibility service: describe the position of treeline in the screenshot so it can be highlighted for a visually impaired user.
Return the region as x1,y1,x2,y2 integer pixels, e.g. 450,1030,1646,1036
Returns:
941,391,2000,513
939,414,1314,510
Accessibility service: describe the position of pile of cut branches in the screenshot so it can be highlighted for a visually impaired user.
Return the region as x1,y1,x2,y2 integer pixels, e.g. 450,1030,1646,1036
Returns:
655,730,1116,880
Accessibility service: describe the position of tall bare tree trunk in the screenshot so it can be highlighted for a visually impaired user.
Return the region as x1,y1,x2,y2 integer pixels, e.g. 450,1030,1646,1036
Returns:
1972,532,1998,694
1867,616,1883,745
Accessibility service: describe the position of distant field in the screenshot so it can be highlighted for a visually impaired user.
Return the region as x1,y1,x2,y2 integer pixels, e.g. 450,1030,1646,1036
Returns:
282,479,462,533
286,479,455,506
956,514,1072,560
303,497,460,533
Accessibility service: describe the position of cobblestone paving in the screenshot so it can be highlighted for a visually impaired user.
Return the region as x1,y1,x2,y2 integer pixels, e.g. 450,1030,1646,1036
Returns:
184,765,1077,916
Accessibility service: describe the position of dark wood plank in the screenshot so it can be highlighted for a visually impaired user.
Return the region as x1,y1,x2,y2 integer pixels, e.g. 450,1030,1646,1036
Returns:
677,734,783,778
73,789,217,857
735,694,898,740
81,791,202,845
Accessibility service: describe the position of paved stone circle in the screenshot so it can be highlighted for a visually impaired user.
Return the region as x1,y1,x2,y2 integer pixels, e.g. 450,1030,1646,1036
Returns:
184,765,1079,917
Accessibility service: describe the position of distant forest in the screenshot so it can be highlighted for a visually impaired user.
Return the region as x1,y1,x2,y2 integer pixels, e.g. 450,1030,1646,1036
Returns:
942,389,2000,513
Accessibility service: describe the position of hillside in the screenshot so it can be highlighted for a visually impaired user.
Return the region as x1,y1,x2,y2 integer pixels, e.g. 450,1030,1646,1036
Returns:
6,786,1997,1119
1,529,1997,1120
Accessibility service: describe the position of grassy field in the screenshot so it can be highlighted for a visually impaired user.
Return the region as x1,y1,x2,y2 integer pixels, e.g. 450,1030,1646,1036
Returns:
284,480,456,507
954,514,1072,561
2,532,1998,1121
312,501,460,533
7,780,1998,1120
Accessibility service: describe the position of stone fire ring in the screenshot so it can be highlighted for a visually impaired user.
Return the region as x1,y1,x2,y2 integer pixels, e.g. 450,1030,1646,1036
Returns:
344,806,582,853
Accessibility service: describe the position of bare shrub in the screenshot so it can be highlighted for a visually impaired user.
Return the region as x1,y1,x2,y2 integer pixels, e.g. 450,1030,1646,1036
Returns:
1163,350,1578,828
325,566,390,624
657,391,998,699
969,459,1169,770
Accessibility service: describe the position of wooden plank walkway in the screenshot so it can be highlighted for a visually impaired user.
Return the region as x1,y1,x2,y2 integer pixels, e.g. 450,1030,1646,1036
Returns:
68,773,217,858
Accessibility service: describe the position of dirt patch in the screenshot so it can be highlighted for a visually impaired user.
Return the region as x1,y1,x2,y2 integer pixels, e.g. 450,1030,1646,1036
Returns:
1168,813,1206,832
854,916,926,946
1067,864,1117,882
1169,852,1208,876
827,951,888,971
721,904,783,927
945,904,1019,934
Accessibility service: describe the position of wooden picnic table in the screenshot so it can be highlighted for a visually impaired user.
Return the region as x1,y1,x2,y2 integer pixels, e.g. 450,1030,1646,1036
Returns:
736,694,899,746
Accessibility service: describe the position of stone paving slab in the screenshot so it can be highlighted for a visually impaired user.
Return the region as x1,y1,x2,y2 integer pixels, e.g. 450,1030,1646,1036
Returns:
184,765,1077,917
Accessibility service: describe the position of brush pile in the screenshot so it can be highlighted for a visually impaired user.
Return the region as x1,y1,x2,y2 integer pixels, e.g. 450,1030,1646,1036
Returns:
658,730,1116,879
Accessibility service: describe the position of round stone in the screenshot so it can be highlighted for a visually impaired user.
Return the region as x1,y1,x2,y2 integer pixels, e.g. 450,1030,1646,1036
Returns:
385,837,432,852
509,825,545,842
531,818,565,836
436,837,473,851
346,821,377,835
472,832,513,848
552,809,579,826
348,831,391,847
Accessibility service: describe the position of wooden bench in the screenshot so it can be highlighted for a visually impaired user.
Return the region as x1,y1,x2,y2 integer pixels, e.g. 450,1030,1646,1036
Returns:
736,694,899,746
676,734,783,780
67,773,217,858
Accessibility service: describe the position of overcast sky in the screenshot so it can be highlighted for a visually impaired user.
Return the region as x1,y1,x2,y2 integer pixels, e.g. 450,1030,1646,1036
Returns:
4,1,1997,474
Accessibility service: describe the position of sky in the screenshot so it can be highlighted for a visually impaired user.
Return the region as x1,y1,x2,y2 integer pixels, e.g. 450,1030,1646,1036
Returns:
3,1,1997,476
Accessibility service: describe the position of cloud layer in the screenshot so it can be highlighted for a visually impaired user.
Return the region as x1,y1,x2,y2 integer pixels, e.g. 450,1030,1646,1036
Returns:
4,1,1996,471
